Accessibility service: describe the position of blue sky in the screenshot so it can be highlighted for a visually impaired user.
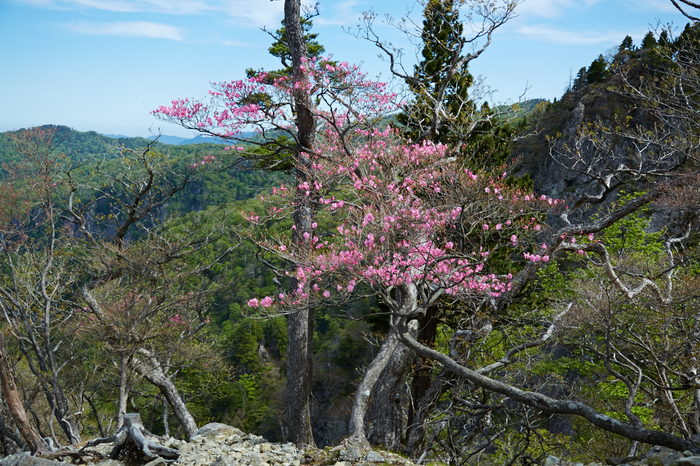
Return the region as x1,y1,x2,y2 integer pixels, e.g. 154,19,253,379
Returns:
0,0,689,138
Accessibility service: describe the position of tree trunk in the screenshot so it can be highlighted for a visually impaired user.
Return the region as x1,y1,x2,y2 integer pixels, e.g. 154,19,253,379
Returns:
130,349,197,440
366,339,414,450
0,332,47,453
405,368,456,458
284,0,317,448
116,353,129,429
407,306,438,433
348,284,418,446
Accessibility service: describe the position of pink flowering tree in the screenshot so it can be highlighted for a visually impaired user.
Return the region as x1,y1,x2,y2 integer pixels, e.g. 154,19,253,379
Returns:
153,27,400,444
237,124,560,445
238,115,700,454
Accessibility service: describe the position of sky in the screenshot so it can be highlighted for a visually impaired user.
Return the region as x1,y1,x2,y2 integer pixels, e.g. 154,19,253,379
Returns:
0,0,690,138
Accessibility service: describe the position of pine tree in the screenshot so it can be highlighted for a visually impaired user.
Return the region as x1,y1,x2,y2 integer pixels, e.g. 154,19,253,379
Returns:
619,35,635,52
641,31,658,49
586,54,610,84
246,16,325,78
573,67,588,91
398,0,475,145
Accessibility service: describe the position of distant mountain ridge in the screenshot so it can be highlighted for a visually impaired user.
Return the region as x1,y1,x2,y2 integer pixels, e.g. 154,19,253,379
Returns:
101,133,229,146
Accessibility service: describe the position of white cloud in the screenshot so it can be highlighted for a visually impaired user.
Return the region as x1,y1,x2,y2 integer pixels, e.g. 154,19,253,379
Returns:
515,0,602,19
18,0,215,15
68,21,185,40
218,0,284,28
516,24,626,45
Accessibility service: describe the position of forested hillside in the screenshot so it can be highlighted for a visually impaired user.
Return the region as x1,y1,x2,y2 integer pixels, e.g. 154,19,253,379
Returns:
1,1,700,465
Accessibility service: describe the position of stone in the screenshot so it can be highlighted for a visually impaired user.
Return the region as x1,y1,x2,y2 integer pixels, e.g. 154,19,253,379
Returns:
363,451,386,462
0,456,71,466
544,456,561,466
675,457,700,466
143,458,166,466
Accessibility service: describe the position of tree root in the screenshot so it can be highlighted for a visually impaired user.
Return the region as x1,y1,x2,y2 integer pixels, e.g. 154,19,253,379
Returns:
80,413,178,461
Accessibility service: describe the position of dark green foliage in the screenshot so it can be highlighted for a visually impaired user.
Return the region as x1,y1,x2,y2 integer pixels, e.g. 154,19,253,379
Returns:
397,0,475,145
573,67,588,92
586,54,610,84
618,35,634,52
246,16,325,79
641,31,658,49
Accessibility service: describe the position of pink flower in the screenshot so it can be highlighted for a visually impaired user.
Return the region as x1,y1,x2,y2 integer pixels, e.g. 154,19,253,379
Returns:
542,255,549,262
511,235,518,243
495,224,502,230
260,296,273,307
247,298,259,308
577,249,584,255
483,224,489,230
323,291,331,298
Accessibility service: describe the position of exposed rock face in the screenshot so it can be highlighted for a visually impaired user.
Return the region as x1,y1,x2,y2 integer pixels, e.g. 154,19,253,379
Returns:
0,423,419,466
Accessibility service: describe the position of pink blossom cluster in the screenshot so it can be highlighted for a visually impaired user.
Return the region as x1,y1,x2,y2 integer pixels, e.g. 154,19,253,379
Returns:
153,56,398,141
247,128,561,309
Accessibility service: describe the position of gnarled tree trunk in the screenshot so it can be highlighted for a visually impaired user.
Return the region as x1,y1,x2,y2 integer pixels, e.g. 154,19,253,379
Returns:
130,349,197,440
0,332,47,453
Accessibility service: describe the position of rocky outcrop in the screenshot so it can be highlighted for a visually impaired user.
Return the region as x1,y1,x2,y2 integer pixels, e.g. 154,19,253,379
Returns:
0,423,418,466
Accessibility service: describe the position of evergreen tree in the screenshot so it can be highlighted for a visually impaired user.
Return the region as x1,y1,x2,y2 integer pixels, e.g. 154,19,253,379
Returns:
397,0,475,145
641,31,658,49
573,67,588,91
619,35,635,52
659,30,671,47
586,54,610,84
246,16,325,78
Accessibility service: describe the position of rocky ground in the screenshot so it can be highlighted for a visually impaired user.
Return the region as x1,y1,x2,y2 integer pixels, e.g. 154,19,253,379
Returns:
0,423,699,466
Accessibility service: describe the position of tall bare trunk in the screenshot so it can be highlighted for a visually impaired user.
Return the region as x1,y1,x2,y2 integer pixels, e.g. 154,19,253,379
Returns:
0,333,47,453
131,349,197,440
116,353,129,430
284,0,317,447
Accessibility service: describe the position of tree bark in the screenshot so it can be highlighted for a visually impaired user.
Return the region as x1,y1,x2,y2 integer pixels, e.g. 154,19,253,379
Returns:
0,332,46,453
116,353,129,429
407,305,438,441
366,339,414,450
284,0,317,448
348,284,418,446
130,349,197,440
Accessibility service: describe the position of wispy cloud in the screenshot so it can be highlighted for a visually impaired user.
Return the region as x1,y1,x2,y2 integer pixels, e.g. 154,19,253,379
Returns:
218,0,284,28
516,0,602,19
18,0,213,15
68,21,185,40
517,24,627,45
314,0,362,27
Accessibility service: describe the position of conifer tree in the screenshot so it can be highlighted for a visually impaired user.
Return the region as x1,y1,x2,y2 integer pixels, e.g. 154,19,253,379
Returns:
586,54,610,84
619,35,635,52
398,0,475,145
641,31,658,49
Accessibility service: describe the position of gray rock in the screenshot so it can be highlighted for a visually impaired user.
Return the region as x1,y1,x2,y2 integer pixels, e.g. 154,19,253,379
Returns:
0,456,70,466
143,458,166,466
544,456,561,466
674,457,700,466
191,423,245,442
364,451,386,462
